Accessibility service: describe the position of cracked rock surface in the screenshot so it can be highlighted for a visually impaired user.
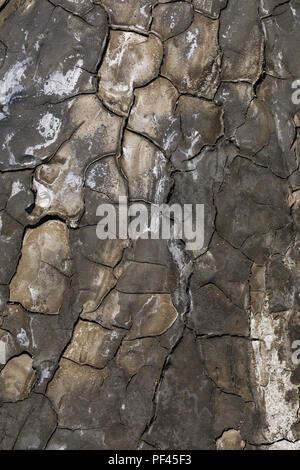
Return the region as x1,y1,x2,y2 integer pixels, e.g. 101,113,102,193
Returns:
1,0,300,451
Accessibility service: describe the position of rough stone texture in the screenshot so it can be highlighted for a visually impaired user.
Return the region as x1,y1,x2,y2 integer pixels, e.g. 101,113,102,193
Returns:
98,31,163,116
10,220,72,314
1,0,300,452
161,12,221,99
0,354,36,402
121,130,172,203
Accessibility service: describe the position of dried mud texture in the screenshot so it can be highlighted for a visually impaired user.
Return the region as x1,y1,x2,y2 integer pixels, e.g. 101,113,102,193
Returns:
1,0,300,451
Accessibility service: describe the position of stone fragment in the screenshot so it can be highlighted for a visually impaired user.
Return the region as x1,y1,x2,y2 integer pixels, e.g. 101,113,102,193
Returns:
161,13,221,99
215,82,254,138
101,0,156,32
121,130,171,204
0,170,34,225
0,354,36,402
0,329,19,365
233,99,273,155
214,391,257,440
215,157,290,263
70,227,129,268
265,255,294,313
98,31,163,115
29,95,122,226
47,358,108,429
126,294,178,339
116,260,178,294
151,3,194,40
0,211,24,285
127,238,174,265
219,0,264,82
172,96,223,166
192,233,252,309
81,290,132,329
72,257,116,314
10,221,72,315
198,337,253,401
85,155,126,204
46,428,107,450
188,284,249,336
1,305,33,354
128,77,180,156
216,429,245,451
82,291,178,338
64,320,124,369
115,338,166,376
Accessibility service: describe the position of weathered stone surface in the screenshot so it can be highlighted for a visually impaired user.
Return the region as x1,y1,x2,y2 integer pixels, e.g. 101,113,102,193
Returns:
101,0,156,32
215,82,254,138
121,130,171,203
188,284,249,336
198,336,253,401
193,0,227,18
151,3,194,40
144,331,216,449
161,13,221,99
73,257,116,314
171,96,224,168
85,155,126,204
0,0,107,170
256,76,298,178
0,354,36,402
263,2,300,79
2,0,300,452
116,260,178,294
116,338,166,377
70,227,129,267
215,157,290,263
0,211,24,285
170,142,227,254
128,77,180,156
81,290,132,329
51,0,94,16
219,0,264,82
0,394,57,450
47,357,108,429
29,95,122,226
64,319,124,368
98,31,163,115
216,429,245,451
10,221,72,314
127,294,178,340
82,291,178,340
0,329,19,365
191,233,252,309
